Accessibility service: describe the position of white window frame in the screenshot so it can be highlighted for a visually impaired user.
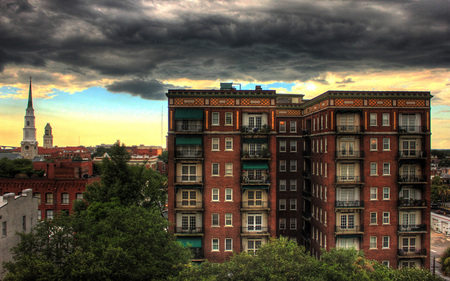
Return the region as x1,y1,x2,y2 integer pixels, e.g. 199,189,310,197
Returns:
383,138,390,151
212,138,220,151
370,187,378,200
290,141,297,152
225,188,233,201
225,238,233,251
225,213,233,226
279,121,286,133
212,213,220,226
225,163,233,176
280,141,287,152
290,121,297,133
279,180,287,191
290,218,297,230
370,212,377,225
383,187,390,200
382,236,390,249
279,218,286,230
225,138,233,151
370,138,378,151
212,163,220,176
382,212,390,225
61,193,69,204
212,112,220,126
382,113,390,126
370,162,378,176
280,160,286,172
279,199,286,210
290,160,297,172
290,199,297,210
290,180,297,191
383,163,390,176
370,236,377,249
225,112,233,126
212,188,219,201
370,113,377,126
212,238,219,251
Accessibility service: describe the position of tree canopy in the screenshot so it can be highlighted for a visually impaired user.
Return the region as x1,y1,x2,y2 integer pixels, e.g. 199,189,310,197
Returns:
171,238,442,281
0,157,44,178
3,143,190,281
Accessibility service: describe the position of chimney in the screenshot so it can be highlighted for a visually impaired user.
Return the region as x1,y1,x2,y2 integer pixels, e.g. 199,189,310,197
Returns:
255,85,262,90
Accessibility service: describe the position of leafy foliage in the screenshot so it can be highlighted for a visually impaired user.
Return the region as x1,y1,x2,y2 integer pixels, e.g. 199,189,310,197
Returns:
3,144,190,280
171,238,442,281
0,157,43,178
157,150,168,163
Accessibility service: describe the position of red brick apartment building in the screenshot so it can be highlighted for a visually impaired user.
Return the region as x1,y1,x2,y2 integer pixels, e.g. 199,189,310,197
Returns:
0,160,99,220
166,83,432,269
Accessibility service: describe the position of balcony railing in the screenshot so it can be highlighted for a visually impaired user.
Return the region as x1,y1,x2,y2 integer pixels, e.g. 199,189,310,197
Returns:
397,248,427,257
242,176,270,184
192,248,204,259
336,125,363,134
176,176,203,183
302,229,311,239
302,211,311,220
335,200,364,208
398,126,426,134
303,150,311,157
335,176,362,183
398,199,426,208
242,152,270,159
398,151,425,158
175,123,203,132
335,225,364,233
176,201,203,208
398,175,427,183
398,224,426,232
335,151,364,158
241,226,270,234
241,125,270,134
241,201,269,208
302,171,311,179
302,190,311,199
175,227,203,234
176,150,202,158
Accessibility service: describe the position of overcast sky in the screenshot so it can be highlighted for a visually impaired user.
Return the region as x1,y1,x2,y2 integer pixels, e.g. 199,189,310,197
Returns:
1,0,449,147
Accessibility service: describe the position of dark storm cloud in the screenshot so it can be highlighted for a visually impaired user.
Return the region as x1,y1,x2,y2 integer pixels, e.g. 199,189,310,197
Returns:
0,0,449,98
106,79,175,100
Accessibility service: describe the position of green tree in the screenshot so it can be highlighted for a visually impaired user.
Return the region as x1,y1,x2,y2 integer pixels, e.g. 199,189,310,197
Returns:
83,143,166,211
157,150,168,163
0,157,41,178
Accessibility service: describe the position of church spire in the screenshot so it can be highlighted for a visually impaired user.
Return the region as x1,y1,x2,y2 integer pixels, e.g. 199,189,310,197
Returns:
27,77,33,109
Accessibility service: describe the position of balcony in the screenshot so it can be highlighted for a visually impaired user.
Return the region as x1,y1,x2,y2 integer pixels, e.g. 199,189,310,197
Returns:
175,227,203,234
302,211,311,221
302,190,311,200
335,200,364,209
176,176,203,184
398,248,427,258
398,150,426,159
398,126,427,134
242,175,270,184
241,226,270,235
303,150,311,157
241,201,269,209
175,123,203,133
241,125,270,134
398,175,427,184
335,176,362,184
302,129,310,136
175,201,203,209
335,225,364,234
176,150,202,158
398,199,426,209
192,248,204,260
302,170,311,179
242,151,270,160
335,151,364,159
398,224,426,233
302,229,311,240
336,125,363,134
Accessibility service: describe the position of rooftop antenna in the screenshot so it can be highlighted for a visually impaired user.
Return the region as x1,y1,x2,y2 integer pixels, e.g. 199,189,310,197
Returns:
161,105,163,147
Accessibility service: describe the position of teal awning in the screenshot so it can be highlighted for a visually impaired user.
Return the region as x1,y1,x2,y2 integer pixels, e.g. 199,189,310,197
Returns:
243,138,267,144
176,136,202,145
174,109,203,120
243,161,269,170
178,237,202,248
242,186,269,190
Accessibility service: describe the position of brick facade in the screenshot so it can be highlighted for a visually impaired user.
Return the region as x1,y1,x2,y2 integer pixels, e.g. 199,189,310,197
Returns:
167,86,432,269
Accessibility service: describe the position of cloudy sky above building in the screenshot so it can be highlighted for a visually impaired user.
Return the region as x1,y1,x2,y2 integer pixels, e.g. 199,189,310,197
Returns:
0,0,449,147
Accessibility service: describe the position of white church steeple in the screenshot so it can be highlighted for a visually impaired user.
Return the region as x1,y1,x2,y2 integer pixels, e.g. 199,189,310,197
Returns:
21,77,38,159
